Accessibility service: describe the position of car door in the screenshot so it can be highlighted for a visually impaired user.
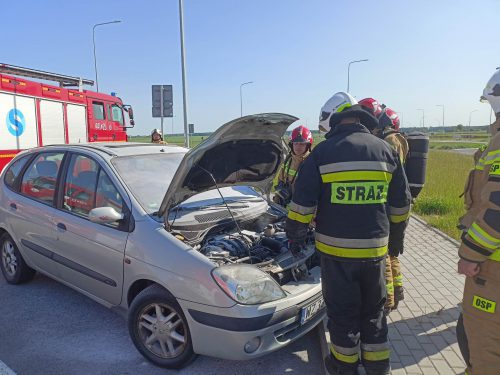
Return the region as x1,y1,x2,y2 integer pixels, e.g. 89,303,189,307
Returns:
5,151,66,278
51,152,129,305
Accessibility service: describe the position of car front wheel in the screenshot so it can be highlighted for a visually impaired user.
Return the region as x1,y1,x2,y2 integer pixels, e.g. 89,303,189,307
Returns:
128,284,196,368
0,232,35,284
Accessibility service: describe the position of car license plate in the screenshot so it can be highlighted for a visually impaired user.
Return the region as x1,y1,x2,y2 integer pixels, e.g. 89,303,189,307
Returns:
300,296,325,325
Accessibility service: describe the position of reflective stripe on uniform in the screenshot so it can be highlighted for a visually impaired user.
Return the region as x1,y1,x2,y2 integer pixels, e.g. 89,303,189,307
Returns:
287,168,297,177
319,161,396,174
489,250,500,261
467,222,500,251
484,150,500,165
393,275,403,287
321,170,393,183
361,342,391,361
315,232,388,248
386,282,394,294
330,343,359,364
288,201,316,215
287,210,314,224
389,205,411,223
316,240,388,259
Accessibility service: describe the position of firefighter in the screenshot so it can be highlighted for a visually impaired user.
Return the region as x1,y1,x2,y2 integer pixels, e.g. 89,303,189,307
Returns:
273,125,313,207
151,129,166,144
286,92,411,375
360,99,409,314
456,68,500,375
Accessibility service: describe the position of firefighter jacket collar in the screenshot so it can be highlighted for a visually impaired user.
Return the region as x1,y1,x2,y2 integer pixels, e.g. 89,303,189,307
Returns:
325,122,371,139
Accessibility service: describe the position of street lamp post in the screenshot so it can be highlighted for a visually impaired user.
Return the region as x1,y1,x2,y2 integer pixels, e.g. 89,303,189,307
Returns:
240,81,253,117
436,104,445,133
417,109,425,128
468,109,478,132
92,20,121,92
179,0,190,148
347,59,368,93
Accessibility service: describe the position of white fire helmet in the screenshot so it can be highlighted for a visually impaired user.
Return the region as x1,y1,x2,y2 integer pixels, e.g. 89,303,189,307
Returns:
318,92,358,133
483,69,500,117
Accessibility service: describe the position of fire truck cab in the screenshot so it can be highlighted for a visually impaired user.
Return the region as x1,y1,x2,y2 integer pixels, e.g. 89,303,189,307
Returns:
0,63,134,170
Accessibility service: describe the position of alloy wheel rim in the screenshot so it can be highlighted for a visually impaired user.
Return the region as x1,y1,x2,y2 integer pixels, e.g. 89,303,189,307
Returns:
1,240,17,277
137,302,187,359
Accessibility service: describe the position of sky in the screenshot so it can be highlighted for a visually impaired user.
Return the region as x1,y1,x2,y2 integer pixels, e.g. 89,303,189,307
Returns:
2,0,500,135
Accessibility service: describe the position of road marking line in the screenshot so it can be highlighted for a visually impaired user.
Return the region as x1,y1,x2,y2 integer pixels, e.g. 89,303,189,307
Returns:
0,360,16,375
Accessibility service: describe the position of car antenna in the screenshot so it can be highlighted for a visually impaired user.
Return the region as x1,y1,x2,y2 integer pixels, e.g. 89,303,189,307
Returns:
197,165,244,237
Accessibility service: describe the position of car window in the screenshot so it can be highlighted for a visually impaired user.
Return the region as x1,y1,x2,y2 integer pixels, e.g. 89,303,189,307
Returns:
4,155,31,189
92,102,105,120
96,171,124,226
20,152,65,205
63,154,123,227
112,153,185,214
63,154,99,217
111,105,124,125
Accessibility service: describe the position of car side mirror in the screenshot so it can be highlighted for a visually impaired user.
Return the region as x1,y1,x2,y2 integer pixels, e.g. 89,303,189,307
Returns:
89,207,124,224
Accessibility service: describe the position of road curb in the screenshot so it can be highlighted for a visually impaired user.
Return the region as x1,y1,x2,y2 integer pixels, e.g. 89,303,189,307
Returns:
410,214,460,247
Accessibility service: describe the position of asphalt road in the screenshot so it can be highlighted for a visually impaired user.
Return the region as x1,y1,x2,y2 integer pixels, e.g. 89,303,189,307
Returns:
0,273,324,375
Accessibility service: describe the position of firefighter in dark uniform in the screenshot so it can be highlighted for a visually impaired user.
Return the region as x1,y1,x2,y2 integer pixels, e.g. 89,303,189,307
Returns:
286,92,411,375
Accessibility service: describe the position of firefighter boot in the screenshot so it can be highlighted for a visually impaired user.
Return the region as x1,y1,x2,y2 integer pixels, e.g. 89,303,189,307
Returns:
324,355,358,375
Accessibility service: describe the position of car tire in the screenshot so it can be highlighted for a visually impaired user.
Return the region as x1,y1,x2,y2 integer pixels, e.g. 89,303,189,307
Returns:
128,284,196,368
0,232,36,284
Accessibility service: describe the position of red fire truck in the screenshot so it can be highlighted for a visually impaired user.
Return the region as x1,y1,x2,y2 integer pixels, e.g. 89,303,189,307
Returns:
0,63,135,170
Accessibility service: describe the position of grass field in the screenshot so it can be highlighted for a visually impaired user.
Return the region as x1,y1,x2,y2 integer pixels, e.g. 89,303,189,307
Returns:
429,141,486,150
412,150,475,240
128,135,207,148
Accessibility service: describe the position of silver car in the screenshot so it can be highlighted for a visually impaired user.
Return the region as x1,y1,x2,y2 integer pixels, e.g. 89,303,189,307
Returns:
0,114,324,368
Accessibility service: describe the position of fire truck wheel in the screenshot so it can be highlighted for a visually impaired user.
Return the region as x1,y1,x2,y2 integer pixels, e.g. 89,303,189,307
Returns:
0,232,36,284
128,284,196,368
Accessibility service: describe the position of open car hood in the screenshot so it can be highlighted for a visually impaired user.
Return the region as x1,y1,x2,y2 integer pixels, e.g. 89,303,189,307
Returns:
158,113,298,219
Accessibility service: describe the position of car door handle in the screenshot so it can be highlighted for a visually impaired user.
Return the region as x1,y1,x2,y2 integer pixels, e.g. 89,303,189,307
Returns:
9,203,17,210
57,223,67,231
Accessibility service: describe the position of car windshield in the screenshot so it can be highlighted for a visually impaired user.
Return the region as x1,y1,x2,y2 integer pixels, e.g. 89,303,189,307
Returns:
111,153,185,214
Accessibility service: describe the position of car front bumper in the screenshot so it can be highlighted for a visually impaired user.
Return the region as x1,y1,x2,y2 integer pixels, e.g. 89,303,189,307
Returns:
180,266,325,360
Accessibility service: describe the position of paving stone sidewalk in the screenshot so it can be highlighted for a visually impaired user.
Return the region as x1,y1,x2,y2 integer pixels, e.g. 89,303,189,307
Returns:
385,216,466,374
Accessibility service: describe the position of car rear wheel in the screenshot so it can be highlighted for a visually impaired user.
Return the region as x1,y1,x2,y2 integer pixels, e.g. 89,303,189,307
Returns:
128,284,196,368
0,232,35,284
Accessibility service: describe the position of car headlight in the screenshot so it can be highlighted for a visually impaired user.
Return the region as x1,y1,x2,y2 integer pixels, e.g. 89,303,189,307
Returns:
211,264,286,305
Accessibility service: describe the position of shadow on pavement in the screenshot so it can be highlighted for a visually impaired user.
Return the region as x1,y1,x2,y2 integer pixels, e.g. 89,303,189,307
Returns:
388,306,464,372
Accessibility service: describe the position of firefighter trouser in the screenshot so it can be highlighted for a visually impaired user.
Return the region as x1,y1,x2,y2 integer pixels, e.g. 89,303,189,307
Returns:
462,260,500,375
385,255,403,310
321,255,390,375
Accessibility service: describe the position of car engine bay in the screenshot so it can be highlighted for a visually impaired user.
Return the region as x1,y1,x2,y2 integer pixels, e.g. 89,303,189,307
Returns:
171,202,318,285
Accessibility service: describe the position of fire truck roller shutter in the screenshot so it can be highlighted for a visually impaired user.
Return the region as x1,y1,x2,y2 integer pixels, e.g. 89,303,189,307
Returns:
67,104,87,144
0,92,38,150
40,99,65,145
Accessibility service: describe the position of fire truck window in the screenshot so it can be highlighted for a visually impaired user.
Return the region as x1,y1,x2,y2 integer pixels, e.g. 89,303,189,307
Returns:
96,170,124,228
63,155,99,217
20,152,65,205
92,102,105,120
111,105,124,125
4,155,30,190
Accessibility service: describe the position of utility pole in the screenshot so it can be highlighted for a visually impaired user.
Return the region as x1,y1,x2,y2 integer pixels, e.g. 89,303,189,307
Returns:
240,81,253,117
179,0,190,148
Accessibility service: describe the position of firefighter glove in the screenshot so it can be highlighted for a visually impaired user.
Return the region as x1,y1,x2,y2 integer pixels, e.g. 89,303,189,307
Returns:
388,220,408,256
